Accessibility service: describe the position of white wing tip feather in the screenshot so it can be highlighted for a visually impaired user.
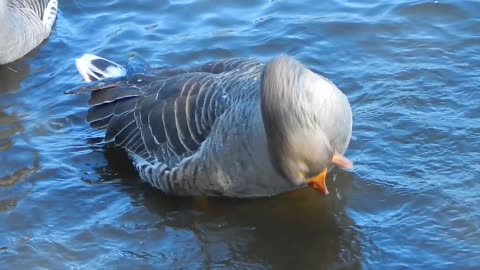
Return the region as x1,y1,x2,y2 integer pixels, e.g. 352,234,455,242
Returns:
75,54,126,82
42,0,58,32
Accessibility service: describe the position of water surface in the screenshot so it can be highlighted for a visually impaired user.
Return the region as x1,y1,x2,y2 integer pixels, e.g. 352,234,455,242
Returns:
1,0,479,269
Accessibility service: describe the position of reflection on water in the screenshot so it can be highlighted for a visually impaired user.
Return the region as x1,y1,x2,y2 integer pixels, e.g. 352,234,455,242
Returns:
1,0,480,268
0,111,20,152
90,145,362,269
0,63,31,94
0,109,40,213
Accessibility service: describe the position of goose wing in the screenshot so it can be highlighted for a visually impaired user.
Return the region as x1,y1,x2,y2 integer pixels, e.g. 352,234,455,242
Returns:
68,57,262,167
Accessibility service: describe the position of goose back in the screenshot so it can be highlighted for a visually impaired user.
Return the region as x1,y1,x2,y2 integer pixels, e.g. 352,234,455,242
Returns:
79,57,264,171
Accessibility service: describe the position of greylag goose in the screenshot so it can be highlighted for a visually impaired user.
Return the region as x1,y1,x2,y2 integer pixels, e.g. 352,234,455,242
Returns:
67,54,353,197
0,0,58,64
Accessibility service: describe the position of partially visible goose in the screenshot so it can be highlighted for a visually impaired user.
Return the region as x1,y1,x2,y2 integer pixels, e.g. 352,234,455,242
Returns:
0,0,58,64
67,54,353,197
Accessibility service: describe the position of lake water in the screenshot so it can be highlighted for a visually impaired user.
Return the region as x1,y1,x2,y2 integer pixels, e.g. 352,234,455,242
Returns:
1,0,479,269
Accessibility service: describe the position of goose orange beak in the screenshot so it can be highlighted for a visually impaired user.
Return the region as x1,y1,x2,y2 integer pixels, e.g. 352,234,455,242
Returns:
307,153,353,195
307,168,329,194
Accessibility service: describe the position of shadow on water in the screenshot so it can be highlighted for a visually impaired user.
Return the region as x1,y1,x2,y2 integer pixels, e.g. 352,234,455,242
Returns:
0,62,31,94
0,109,40,212
0,60,41,213
91,144,362,269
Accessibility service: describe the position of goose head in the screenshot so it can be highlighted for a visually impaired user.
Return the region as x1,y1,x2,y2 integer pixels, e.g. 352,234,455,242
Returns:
260,56,353,195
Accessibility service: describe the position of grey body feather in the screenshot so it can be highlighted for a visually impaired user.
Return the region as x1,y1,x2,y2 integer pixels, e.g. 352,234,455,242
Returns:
0,0,58,64
69,55,352,198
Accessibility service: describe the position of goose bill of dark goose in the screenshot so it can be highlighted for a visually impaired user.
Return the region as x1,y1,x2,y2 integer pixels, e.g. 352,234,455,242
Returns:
67,53,353,198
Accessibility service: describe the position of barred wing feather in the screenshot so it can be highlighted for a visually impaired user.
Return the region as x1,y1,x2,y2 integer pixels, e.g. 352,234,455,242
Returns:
69,59,259,170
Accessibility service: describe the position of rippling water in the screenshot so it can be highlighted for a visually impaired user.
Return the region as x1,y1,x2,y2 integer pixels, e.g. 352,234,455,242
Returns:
1,0,479,268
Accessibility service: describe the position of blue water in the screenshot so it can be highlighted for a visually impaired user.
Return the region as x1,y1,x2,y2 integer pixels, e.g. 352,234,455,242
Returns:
1,0,479,269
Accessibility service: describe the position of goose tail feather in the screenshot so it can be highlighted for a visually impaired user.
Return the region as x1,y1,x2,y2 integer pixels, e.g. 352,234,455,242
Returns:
75,54,126,82
42,0,59,32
